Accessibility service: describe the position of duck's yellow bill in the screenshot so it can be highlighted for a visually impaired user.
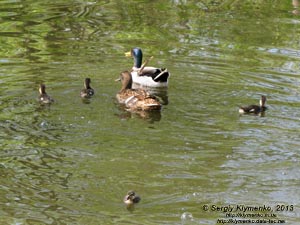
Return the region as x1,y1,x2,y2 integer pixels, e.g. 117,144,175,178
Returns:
125,51,131,57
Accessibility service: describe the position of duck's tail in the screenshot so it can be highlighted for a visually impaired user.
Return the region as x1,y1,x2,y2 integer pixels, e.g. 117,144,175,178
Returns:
153,69,169,82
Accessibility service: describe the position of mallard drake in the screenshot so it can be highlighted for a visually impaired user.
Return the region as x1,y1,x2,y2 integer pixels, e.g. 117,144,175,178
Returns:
38,84,54,104
80,78,94,98
116,71,162,111
125,47,170,88
239,95,267,114
123,191,141,206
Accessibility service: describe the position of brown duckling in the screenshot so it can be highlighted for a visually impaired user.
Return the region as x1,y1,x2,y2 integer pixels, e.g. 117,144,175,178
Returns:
80,78,94,98
116,71,161,111
239,95,267,114
39,84,54,104
123,190,141,206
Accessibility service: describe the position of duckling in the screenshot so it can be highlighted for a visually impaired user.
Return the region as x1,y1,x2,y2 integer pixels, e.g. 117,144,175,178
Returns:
123,191,141,206
116,71,162,111
39,84,54,104
239,95,267,114
80,78,94,98
125,47,170,88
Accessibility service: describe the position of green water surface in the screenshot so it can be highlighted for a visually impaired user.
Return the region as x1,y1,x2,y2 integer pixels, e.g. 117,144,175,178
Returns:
0,1,300,224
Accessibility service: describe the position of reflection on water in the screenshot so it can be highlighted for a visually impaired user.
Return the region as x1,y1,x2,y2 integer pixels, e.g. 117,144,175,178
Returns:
1,0,300,224
115,103,162,123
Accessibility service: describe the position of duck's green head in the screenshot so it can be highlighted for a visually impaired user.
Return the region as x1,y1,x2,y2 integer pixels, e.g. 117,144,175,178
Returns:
125,47,143,68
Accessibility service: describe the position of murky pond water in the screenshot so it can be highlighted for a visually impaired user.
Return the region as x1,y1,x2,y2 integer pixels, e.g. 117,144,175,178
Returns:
1,1,300,224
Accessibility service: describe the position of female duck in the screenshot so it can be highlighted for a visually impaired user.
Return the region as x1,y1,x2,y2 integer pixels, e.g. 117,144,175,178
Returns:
125,47,170,88
39,84,54,104
123,190,141,206
116,71,162,111
239,95,267,114
80,78,94,98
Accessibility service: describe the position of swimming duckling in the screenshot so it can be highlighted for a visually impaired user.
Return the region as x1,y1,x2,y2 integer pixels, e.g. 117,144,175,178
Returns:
39,84,54,104
116,71,162,111
123,191,141,206
80,78,94,98
239,95,267,114
125,47,170,88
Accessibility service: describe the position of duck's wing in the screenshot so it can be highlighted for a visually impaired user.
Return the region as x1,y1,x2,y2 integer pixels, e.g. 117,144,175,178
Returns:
239,105,260,113
137,67,170,82
125,94,161,111
39,93,54,104
81,88,94,98
136,96,161,111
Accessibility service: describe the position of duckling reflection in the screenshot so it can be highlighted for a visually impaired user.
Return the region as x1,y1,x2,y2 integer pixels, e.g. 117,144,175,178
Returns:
38,84,54,104
124,191,141,210
239,95,267,116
